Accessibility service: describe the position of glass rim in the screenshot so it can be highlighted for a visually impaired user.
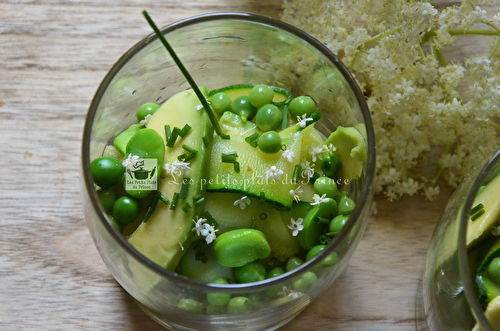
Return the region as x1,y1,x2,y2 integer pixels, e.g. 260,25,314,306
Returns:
81,12,376,293
458,148,500,331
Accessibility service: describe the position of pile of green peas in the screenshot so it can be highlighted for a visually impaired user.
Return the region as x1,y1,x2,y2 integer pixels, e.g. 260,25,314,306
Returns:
210,84,317,155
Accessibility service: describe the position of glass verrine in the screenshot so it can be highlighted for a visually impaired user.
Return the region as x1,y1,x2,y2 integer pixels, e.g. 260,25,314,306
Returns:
81,13,375,331
418,149,500,331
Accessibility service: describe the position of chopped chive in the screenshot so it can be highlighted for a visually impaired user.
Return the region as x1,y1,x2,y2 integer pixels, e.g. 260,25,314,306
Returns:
245,133,260,144
182,202,192,213
179,124,191,138
234,162,240,173
170,192,180,210
177,153,188,161
471,209,485,221
470,203,484,215
250,218,257,229
311,109,321,122
159,193,170,205
311,172,321,183
282,105,289,130
167,127,180,148
164,125,172,141
184,153,196,162
221,134,231,140
319,235,331,245
192,193,202,201
143,191,161,223
182,145,198,154
250,141,258,148
142,11,225,137
259,212,267,220
179,178,191,199
292,164,301,183
202,136,210,147
222,152,238,163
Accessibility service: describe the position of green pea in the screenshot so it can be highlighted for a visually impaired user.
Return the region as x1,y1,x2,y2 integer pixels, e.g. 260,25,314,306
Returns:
317,199,338,219
227,296,253,314
114,124,143,155
265,267,286,297
212,229,271,268
329,215,349,235
321,153,341,177
257,131,282,154
292,271,317,292
288,96,315,119
306,245,326,261
206,304,226,315
488,257,500,284
113,196,140,224
230,96,257,122
285,256,304,272
210,92,232,116
249,84,274,108
338,192,356,216
234,261,266,284
207,278,232,306
97,188,116,213
267,267,285,279
255,104,282,132
313,177,339,199
136,102,159,122
176,298,204,313
90,156,123,188
107,215,122,232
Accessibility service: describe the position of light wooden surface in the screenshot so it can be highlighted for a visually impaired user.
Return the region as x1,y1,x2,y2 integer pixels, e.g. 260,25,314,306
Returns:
0,1,495,330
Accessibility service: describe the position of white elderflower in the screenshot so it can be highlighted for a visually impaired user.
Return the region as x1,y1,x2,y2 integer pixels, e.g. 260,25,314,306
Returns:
172,160,191,175
201,223,217,244
192,217,207,236
281,148,295,162
311,194,330,206
300,161,315,181
277,286,301,299
122,154,140,168
233,196,251,210
296,114,313,128
492,225,500,237
309,144,325,162
287,217,304,236
265,165,284,181
139,114,152,126
289,185,303,203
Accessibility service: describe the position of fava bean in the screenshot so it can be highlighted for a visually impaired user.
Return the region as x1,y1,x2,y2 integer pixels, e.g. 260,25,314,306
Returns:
329,215,349,235
265,267,286,297
299,200,337,250
285,256,304,272
305,245,338,266
488,257,500,284
227,296,253,314
206,304,226,315
292,271,317,292
212,229,271,268
234,261,266,284
176,298,204,313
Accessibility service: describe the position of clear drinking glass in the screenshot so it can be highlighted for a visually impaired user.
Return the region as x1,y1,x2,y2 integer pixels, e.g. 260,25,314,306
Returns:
81,13,375,331
417,149,500,331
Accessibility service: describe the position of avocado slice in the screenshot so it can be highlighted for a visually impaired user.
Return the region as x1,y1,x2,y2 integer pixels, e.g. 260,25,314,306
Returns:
127,89,214,271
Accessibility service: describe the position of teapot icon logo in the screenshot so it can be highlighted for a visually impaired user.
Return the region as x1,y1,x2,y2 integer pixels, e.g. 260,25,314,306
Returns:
126,160,156,180
124,157,158,191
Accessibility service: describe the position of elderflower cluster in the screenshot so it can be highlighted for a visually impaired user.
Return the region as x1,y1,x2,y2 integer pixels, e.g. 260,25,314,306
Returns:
282,0,500,201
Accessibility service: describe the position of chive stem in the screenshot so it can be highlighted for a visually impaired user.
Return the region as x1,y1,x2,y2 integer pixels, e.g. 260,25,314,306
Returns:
182,202,192,213
234,161,240,173
282,105,289,130
142,10,225,137
470,203,484,216
143,191,161,223
179,124,191,138
292,164,301,183
179,178,191,199
167,127,180,148
182,145,198,154
159,193,170,205
170,192,180,210
471,209,485,221
221,152,238,163
164,125,171,141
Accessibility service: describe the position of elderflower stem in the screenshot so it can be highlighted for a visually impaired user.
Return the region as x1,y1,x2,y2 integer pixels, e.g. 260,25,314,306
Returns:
429,36,447,67
489,37,500,59
488,120,500,132
448,28,500,36
363,27,402,48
